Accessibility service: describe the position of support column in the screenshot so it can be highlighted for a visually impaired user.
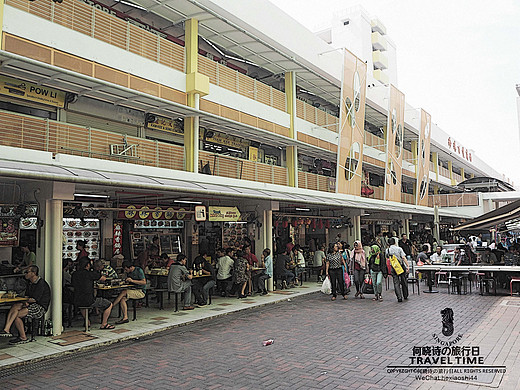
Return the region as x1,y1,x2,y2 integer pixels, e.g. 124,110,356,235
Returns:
411,140,418,200
0,0,4,51
44,199,63,336
265,209,273,292
286,146,298,187
460,167,465,183
433,185,439,195
184,18,209,173
402,218,409,237
353,215,361,241
431,151,438,181
285,71,298,187
448,161,455,185
433,205,440,242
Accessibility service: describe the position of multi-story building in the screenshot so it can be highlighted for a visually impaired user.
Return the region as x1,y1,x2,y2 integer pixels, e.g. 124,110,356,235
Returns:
0,0,511,334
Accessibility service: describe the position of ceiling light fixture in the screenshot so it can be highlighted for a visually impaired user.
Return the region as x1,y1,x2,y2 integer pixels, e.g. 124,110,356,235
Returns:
295,208,310,212
174,200,202,205
74,193,109,199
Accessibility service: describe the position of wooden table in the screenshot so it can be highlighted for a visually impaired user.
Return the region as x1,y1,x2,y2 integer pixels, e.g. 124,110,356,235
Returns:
0,296,29,305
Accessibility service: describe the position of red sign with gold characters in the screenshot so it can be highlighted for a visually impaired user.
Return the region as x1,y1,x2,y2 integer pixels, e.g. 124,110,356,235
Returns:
117,205,191,220
447,137,472,162
113,222,123,255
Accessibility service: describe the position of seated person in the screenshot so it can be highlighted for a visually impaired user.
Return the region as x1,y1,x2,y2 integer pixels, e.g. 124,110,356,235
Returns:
256,248,273,295
481,247,498,264
429,245,448,263
62,258,75,306
454,247,470,266
416,245,431,265
113,261,146,324
291,245,306,284
216,248,234,297
167,254,194,310
93,259,118,280
275,250,295,288
0,265,51,344
193,255,216,306
244,245,258,266
72,257,115,329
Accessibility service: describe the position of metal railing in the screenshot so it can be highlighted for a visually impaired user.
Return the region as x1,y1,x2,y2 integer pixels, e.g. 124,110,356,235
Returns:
428,193,479,208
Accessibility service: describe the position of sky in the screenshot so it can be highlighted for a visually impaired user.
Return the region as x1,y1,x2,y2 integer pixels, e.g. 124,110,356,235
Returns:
270,0,520,187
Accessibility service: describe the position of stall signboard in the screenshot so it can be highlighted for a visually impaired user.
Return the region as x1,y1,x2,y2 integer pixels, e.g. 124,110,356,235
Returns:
0,75,66,108
146,115,184,135
195,205,207,222
208,206,241,222
0,217,20,247
113,222,123,255
248,146,259,162
118,205,191,220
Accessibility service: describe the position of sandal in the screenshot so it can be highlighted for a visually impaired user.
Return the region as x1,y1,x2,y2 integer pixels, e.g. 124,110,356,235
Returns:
360,294,365,299
355,292,360,298
100,324,115,330
115,318,129,325
379,296,383,301
331,296,336,301
372,297,377,301
343,295,348,300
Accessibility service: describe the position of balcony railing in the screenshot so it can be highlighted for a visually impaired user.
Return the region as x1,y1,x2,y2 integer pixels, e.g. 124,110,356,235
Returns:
298,171,335,193
428,193,479,207
7,0,185,72
296,99,339,132
0,111,303,190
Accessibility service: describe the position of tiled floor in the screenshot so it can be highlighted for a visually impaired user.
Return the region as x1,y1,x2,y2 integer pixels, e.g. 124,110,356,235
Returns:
0,282,321,369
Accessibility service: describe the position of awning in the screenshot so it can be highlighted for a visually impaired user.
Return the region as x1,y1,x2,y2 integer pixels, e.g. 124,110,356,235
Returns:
451,199,520,231
0,150,471,218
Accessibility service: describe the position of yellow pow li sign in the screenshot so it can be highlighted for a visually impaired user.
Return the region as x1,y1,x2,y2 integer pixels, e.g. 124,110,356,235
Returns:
208,206,241,222
0,75,66,108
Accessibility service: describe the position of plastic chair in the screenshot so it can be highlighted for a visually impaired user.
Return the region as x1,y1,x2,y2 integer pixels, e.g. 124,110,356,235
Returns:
510,277,520,296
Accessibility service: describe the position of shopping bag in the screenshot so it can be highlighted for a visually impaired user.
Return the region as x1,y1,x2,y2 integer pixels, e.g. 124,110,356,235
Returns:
321,276,332,295
342,265,351,288
361,274,374,294
389,254,404,275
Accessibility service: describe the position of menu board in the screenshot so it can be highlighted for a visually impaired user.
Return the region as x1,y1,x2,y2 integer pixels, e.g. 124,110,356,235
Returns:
131,232,182,259
63,218,100,260
222,223,248,248
0,217,19,247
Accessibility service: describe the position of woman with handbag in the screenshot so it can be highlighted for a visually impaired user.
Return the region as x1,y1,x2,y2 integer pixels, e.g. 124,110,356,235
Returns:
325,242,347,301
368,244,388,301
351,240,368,298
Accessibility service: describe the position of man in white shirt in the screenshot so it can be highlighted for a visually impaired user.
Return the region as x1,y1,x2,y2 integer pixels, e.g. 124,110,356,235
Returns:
430,245,448,263
216,248,234,297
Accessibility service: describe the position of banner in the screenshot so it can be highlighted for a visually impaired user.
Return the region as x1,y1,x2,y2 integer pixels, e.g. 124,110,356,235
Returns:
384,85,405,202
146,115,184,135
336,49,367,196
0,75,66,108
208,206,241,222
416,109,432,206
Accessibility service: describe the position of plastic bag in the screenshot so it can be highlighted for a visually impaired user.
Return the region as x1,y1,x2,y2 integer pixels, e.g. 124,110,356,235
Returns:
321,276,331,295
361,274,374,294
343,268,351,289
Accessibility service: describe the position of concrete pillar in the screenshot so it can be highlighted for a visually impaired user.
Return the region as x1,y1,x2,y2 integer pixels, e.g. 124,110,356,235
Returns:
44,199,63,336
285,71,298,188
353,215,361,241
265,209,273,291
184,18,209,173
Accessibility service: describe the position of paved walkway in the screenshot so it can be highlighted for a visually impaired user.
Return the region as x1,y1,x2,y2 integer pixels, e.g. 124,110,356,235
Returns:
2,282,520,389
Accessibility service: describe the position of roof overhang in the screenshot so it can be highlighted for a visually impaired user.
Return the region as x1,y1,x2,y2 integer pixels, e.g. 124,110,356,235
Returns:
126,0,341,104
452,199,520,231
0,147,470,219
0,51,335,160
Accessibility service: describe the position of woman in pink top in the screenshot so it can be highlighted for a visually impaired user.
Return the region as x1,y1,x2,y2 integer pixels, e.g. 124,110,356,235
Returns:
351,240,368,299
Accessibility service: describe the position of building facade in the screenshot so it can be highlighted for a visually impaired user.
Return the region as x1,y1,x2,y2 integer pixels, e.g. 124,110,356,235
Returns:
0,0,510,334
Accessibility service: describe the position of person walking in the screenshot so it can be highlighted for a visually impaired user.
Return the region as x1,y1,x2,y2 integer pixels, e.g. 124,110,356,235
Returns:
386,237,410,302
368,245,388,301
325,243,347,301
351,240,368,299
